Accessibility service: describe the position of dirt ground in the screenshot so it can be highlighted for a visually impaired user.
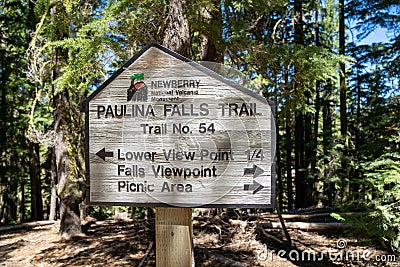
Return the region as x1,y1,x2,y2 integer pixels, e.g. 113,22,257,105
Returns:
0,215,399,267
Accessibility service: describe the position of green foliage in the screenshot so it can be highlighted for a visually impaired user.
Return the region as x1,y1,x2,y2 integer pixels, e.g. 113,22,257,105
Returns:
330,212,346,222
289,45,353,110
363,151,400,252
102,0,167,56
52,35,112,95
341,150,400,253
88,206,115,220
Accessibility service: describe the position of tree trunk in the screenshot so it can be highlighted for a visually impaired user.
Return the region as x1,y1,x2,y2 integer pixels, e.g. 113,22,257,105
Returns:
52,44,83,236
1,191,9,224
339,0,349,202
49,147,57,221
10,175,18,222
0,49,7,153
284,69,293,211
276,118,283,210
47,1,85,236
353,69,361,197
312,85,320,205
54,89,83,237
19,174,25,222
162,0,191,57
199,1,222,63
304,100,313,206
323,85,334,206
28,141,43,221
311,7,321,206
294,112,305,209
0,60,7,224
293,0,306,209
286,120,293,211
339,0,346,139
54,90,82,236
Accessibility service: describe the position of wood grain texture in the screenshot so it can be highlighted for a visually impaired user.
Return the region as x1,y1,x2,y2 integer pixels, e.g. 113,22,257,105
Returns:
156,207,193,267
87,45,276,208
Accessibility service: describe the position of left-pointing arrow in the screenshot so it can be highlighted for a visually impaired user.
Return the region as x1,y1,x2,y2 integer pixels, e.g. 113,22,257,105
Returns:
96,148,114,161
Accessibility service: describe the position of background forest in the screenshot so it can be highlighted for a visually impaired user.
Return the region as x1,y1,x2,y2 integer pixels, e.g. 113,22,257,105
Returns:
0,0,399,254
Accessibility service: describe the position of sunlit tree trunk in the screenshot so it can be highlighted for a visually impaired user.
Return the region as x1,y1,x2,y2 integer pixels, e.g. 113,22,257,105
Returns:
49,147,57,221
162,0,191,57
54,85,83,236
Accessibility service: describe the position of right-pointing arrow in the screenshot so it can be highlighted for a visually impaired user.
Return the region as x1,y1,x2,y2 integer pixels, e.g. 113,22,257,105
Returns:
243,165,265,178
244,180,265,194
96,148,114,161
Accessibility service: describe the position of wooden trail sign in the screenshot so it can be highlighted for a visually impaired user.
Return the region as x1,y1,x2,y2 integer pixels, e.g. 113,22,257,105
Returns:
86,43,276,208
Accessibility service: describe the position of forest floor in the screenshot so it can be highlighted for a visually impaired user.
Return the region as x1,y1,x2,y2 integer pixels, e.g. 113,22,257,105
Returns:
0,213,399,267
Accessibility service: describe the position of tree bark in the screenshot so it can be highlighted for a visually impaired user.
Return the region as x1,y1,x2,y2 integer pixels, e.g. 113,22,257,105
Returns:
49,147,57,221
294,112,305,209
339,0,346,139
293,0,306,209
10,175,18,222
54,89,83,237
0,54,8,224
339,0,349,202
199,1,222,63
162,0,191,57
286,120,293,211
304,106,313,205
311,7,321,206
284,69,293,211
0,192,9,224
47,1,85,236
19,173,25,222
28,141,43,221
276,119,283,210
322,85,334,206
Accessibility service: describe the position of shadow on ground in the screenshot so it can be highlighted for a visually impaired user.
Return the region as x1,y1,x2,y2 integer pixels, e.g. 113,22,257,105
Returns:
33,220,156,266
3,217,394,267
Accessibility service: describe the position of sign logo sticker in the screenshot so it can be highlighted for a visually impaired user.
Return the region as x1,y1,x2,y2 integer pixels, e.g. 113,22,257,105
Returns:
127,73,147,101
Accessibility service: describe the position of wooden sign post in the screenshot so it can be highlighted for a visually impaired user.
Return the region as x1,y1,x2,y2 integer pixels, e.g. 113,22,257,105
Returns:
86,43,276,266
156,207,193,266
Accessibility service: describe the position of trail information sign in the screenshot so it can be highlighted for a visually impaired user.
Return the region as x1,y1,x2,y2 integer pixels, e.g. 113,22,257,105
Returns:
86,43,276,208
